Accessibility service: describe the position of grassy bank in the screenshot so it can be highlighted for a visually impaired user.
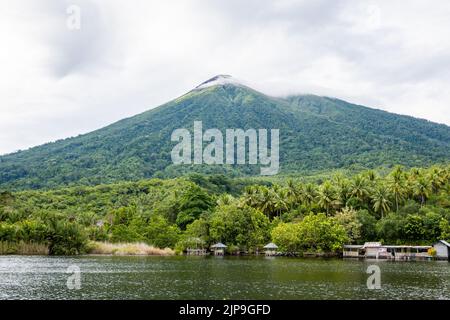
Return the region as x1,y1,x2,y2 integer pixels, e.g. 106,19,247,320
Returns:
0,241,49,255
0,241,174,256
87,241,175,256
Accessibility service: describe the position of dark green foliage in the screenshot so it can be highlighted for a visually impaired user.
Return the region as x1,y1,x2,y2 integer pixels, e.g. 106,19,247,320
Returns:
0,213,88,255
176,184,213,229
46,218,87,255
144,215,180,248
209,203,270,251
356,210,377,242
271,213,348,253
375,214,406,244
404,215,425,241
0,165,449,254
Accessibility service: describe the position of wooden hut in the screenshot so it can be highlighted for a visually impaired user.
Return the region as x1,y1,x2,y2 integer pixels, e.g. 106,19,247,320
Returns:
343,245,363,258
263,243,278,256
186,237,207,256
211,242,227,256
362,242,383,258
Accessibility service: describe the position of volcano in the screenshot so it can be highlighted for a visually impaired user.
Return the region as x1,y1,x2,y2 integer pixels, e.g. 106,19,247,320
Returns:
1,75,450,189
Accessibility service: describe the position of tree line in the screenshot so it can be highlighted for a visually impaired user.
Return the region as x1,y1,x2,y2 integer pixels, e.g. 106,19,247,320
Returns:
0,165,449,255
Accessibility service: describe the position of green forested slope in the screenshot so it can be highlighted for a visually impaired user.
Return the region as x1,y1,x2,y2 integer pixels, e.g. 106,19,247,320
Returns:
1,78,449,190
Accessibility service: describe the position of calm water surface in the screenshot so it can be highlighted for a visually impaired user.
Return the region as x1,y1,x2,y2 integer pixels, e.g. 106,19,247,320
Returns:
0,255,448,300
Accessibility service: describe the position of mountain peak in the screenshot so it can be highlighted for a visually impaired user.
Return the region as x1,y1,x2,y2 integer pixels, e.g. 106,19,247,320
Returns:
195,75,242,90
2,75,450,189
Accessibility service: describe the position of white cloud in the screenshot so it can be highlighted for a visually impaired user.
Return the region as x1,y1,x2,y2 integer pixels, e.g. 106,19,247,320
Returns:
0,0,449,155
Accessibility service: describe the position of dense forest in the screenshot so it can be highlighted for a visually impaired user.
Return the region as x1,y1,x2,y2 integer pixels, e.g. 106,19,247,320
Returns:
1,165,449,255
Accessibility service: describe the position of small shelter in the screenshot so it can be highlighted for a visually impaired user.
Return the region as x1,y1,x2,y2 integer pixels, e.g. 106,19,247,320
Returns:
343,244,363,258
263,243,278,256
433,240,450,260
362,242,383,258
186,237,207,256
211,242,227,256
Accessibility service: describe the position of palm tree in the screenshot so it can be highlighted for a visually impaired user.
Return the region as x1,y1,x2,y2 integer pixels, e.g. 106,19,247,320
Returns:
387,166,406,212
372,185,392,218
413,177,432,206
442,183,450,196
286,179,301,207
217,194,235,206
332,173,345,186
272,186,289,218
317,181,339,216
336,178,352,209
260,187,276,218
429,166,445,194
445,165,450,184
409,167,421,179
242,186,262,208
364,170,378,184
300,183,317,207
350,175,370,207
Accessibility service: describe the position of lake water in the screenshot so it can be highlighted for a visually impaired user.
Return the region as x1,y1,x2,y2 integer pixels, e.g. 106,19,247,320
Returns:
0,255,448,300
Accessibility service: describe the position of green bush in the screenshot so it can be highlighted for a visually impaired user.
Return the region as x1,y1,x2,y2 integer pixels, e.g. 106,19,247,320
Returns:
209,203,270,250
297,213,348,252
46,219,88,255
0,222,17,242
271,213,348,253
271,222,301,252
110,224,144,243
144,215,180,248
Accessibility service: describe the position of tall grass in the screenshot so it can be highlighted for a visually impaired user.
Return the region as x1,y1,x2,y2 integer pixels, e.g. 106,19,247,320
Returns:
87,241,175,256
0,241,49,255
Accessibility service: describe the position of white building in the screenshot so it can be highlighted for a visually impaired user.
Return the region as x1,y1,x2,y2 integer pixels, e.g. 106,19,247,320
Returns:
433,240,450,260
343,242,432,260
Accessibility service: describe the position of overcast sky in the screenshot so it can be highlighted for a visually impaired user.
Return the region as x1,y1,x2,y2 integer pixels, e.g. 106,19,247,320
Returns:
1,0,450,155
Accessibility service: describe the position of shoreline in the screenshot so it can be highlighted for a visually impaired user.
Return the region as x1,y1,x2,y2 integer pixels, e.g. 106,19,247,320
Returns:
1,253,447,262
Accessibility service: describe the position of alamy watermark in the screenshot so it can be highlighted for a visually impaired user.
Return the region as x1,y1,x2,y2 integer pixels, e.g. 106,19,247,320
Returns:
66,265,81,290
366,265,381,290
171,121,279,175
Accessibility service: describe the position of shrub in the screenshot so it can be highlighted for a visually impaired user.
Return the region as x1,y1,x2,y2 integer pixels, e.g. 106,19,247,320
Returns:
297,213,348,252
334,207,362,243
209,203,270,250
47,220,88,255
0,223,17,242
144,215,181,248
111,224,144,243
271,222,301,252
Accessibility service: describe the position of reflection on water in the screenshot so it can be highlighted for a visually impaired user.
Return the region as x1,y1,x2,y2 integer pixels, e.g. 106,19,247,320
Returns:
0,255,448,300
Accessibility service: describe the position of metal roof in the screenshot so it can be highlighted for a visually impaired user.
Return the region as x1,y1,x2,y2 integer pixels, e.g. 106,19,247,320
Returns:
263,243,278,249
435,240,450,248
362,242,382,248
211,242,227,248
348,243,432,249
383,245,431,249
343,245,363,249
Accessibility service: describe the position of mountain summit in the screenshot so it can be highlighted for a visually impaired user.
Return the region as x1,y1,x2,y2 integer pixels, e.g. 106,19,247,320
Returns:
194,75,243,90
1,76,450,189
